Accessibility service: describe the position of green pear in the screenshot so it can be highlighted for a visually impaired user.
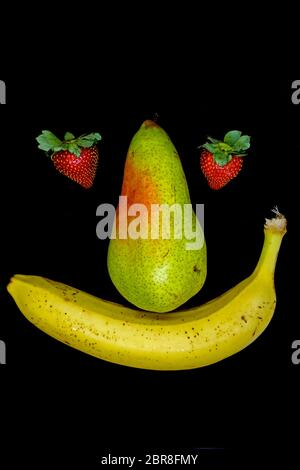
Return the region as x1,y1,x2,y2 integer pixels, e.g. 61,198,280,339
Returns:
107,120,206,312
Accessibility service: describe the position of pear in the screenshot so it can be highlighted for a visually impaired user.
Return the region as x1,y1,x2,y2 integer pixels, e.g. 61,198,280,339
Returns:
107,120,206,313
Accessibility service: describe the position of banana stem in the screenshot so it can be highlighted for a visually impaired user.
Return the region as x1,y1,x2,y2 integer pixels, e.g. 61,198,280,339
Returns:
253,209,287,280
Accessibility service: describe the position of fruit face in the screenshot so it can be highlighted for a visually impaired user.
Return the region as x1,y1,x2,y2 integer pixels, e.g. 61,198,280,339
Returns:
107,120,207,313
52,146,99,189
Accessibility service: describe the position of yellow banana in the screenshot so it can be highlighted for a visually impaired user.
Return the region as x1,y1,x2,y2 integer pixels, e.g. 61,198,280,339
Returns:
7,211,286,370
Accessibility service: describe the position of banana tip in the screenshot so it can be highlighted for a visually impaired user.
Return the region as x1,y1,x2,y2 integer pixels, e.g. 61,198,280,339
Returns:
7,276,15,294
7,274,27,293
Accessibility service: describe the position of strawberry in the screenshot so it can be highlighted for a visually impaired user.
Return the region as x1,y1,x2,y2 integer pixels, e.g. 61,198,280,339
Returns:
36,131,102,189
200,130,251,190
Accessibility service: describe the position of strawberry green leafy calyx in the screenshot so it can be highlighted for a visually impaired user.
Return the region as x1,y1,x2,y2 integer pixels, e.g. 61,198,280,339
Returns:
201,130,251,167
36,130,102,158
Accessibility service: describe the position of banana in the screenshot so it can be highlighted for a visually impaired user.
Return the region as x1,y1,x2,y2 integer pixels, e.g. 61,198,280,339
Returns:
7,210,286,370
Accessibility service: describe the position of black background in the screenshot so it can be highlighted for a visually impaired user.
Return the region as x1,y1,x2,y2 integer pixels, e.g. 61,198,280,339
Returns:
0,77,298,465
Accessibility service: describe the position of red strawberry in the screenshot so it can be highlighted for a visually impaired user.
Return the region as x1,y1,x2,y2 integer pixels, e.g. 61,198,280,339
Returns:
199,130,251,190
36,131,102,189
